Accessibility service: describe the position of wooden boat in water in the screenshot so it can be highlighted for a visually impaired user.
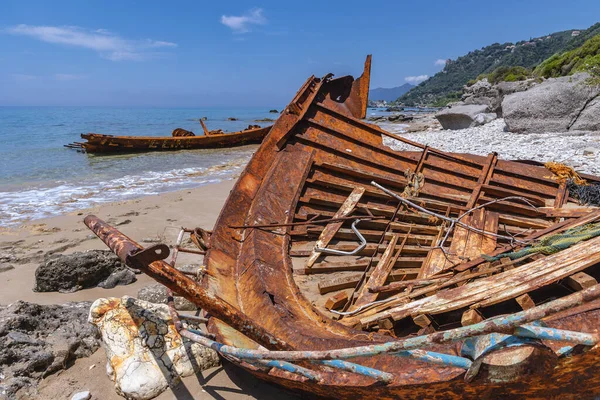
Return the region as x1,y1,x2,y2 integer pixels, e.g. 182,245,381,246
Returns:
66,122,271,153
85,56,600,399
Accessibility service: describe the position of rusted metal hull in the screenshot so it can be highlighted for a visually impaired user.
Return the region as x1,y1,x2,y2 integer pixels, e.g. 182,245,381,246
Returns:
85,55,600,398
74,126,271,153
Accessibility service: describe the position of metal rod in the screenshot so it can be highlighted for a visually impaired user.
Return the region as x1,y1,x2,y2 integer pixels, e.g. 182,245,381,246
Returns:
317,360,393,383
178,284,600,362
84,215,291,350
178,314,208,324
314,219,367,256
512,325,599,346
394,350,472,369
255,360,323,382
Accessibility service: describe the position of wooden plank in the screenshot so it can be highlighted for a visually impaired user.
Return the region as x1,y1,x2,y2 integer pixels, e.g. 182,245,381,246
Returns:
325,292,349,310
565,272,598,291
480,211,499,257
461,309,483,326
355,235,600,327
305,186,366,269
466,153,497,209
318,269,420,295
352,234,401,309
293,261,422,275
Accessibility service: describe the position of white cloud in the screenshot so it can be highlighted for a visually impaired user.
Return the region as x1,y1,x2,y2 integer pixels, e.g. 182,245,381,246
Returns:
5,24,177,61
11,73,37,81
55,73,85,81
405,75,429,84
434,59,447,66
221,8,266,33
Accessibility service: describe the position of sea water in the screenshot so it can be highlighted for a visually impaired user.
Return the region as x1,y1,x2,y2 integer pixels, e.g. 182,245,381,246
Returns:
0,106,281,226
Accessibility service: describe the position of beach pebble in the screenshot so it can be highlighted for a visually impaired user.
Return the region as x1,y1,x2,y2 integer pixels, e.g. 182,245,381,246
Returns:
137,283,197,311
71,391,91,400
380,118,600,176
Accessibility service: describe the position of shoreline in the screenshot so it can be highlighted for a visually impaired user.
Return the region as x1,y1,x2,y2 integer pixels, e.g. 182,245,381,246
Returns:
0,178,237,305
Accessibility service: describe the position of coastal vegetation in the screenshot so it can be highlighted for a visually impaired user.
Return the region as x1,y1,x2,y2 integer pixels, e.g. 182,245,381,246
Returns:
535,34,600,79
398,22,600,106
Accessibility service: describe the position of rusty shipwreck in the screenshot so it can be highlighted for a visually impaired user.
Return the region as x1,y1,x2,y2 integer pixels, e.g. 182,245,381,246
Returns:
85,56,600,399
66,122,271,153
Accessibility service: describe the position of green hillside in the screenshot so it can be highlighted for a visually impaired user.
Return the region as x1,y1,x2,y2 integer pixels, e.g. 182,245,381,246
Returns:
398,22,600,106
535,34,600,78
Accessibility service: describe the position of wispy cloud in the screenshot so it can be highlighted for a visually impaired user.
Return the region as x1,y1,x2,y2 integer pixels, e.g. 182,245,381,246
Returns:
221,8,266,33
5,24,177,61
55,73,85,81
434,59,447,66
11,73,37,81
405,75,429,84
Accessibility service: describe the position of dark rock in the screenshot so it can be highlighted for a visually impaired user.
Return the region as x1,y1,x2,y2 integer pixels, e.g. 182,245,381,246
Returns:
385,106,404,112
269,109,278,113
503,73,600,133
98,268,137,289
254,118,274,122
34,250,124,292
137,283,197,311
227,117,238,121
435,104,489,130
200,116,207,121
0,301,100,398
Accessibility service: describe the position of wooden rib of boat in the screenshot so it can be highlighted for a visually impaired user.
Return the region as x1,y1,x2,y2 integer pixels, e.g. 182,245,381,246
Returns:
85,56,600,399
67,123,271,153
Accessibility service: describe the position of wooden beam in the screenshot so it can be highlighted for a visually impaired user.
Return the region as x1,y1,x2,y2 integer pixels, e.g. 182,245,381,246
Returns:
565,272,598,291
515,294,535,310
461,309,483,326
466,153,497,209
305,186,366,269
318,269,420,295
352,234,401,309
325,292,349,310
413,314,432,328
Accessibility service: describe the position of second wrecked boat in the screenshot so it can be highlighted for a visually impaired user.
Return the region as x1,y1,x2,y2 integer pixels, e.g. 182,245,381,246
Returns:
66,122,271,154
86,56,600,399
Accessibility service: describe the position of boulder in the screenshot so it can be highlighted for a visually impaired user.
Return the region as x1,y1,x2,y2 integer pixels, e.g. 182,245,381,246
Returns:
0,301,101,398
503,73,600,133
89,297,219,400
269,109,279,113
137,283,197,311
34,250,130,293
472,113,498,127
435,104,489,130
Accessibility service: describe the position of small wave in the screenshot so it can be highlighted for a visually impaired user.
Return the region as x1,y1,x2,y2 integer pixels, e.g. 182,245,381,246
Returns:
0,156,251,227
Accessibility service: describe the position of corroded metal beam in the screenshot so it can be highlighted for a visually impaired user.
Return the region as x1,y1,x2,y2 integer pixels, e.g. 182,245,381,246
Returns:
83,215,290,350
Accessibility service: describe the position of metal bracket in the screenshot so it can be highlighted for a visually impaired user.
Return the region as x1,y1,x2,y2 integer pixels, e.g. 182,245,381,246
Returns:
126,243,170,270
314,219,367,256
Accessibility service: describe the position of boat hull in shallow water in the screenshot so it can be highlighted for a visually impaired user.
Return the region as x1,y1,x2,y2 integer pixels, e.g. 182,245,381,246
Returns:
73,125,271,153
86,56,600,399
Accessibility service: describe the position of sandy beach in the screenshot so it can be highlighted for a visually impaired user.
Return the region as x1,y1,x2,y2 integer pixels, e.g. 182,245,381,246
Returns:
0,178,301,400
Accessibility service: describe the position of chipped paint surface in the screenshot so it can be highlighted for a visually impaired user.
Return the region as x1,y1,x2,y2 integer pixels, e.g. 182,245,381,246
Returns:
88,296,219,399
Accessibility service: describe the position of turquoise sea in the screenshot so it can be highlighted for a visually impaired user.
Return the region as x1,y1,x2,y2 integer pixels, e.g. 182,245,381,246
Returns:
0,107,281,226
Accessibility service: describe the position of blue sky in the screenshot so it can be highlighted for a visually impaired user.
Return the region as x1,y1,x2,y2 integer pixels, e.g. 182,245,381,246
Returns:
1,0,599,107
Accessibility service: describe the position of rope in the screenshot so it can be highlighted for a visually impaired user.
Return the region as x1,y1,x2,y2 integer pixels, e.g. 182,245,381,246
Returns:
568,179,600,207
482,223,600,262
544,161,587,186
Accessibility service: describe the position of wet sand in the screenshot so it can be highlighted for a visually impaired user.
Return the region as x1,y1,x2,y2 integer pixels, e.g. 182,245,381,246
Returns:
0,178,301,399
